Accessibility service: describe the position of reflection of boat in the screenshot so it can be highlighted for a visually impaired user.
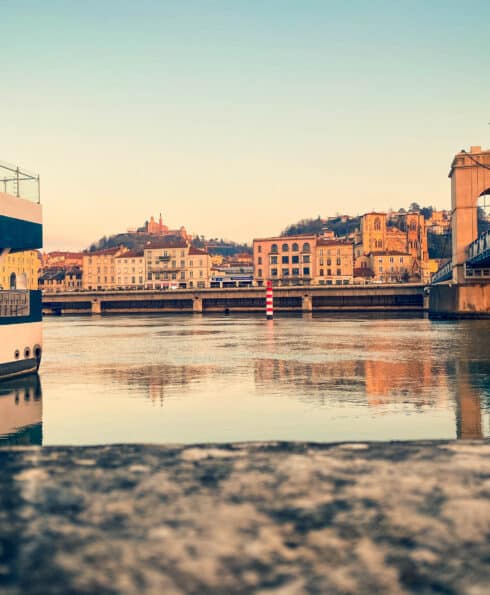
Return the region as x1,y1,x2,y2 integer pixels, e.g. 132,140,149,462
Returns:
0,373,42,445
0,161,43,380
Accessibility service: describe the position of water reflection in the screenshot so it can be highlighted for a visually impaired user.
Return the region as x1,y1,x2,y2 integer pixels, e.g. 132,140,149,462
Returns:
37,315,490,444
0,374,42,445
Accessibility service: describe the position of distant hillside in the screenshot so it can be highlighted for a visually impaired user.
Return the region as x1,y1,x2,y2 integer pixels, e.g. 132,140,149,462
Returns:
86,233,251,256
281,215,360,237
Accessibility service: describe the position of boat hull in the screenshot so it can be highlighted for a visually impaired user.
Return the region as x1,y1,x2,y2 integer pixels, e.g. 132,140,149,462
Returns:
0,319,42,381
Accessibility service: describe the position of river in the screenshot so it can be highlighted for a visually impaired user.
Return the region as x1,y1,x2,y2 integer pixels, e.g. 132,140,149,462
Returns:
1,314,489,445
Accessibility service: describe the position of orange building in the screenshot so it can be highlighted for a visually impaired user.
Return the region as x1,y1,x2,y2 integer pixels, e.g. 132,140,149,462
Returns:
315,239,353,285
253,235,316,286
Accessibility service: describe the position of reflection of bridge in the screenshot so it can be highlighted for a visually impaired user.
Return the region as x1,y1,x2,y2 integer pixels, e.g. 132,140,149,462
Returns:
430,146,490,317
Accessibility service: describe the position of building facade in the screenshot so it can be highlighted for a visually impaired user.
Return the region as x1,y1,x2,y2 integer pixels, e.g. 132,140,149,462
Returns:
315,239,354,285
253,235,316,286
0,250,41,290
115,251,145,289
144,240,211,289
82,247,128,290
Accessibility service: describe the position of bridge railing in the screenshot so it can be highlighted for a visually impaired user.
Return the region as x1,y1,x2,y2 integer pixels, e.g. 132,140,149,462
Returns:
466,229,490,265
431,260,452,284
465,264,490,279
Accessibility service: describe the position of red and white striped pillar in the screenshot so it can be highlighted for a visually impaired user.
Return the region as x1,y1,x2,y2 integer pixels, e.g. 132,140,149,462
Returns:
266,279,274,320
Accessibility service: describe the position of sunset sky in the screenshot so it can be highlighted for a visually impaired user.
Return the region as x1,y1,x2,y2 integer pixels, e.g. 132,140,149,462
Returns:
2,0,489,249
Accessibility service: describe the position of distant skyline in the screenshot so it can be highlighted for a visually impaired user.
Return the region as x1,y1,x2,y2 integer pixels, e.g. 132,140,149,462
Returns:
2,0,489,250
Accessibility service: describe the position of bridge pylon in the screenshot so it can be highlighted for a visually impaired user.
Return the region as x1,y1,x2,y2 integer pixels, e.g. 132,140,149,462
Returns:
450,146,490,283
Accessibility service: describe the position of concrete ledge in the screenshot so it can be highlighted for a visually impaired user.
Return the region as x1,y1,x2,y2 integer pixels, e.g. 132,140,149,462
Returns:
1,441,489,594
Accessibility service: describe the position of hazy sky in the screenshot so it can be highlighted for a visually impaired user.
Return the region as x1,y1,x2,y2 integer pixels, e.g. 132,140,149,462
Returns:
2,0,489,249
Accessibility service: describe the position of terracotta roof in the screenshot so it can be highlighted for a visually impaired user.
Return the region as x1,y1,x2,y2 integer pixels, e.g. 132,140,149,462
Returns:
253,235,317,242
85,247,122,256
317,239,353,247
188,247,208,256
115,250,144,259
367,251,410,257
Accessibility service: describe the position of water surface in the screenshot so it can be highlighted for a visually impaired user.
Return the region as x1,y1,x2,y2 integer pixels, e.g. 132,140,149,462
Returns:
1,314,489,444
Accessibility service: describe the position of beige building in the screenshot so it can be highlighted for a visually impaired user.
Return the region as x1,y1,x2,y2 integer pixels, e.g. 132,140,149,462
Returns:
82,247,128,290
144,240,211,289
115,251,145,289
39,268,82,293
0,250,41,290
253,235,316,286
315,239,354,285
368,251,411,283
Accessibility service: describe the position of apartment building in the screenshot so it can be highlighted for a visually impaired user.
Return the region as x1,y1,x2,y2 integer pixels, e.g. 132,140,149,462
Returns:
315,239,354,285
82,247,128,290
253,235,316,286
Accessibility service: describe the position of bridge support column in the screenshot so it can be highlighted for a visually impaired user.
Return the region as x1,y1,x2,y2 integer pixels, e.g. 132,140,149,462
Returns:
302,294,312,312
193,296,203,313
91,299,102,315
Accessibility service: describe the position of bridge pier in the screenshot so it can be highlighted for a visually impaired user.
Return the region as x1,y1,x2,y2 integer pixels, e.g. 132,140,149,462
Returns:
91,299,102,315
302,294,312,312
193,296,203,313
429,283,490,318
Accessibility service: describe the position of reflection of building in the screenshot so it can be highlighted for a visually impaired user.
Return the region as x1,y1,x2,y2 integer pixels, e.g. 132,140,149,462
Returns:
454,363,484,440
0,250,40,290
103,362,214,404
0,374,42,445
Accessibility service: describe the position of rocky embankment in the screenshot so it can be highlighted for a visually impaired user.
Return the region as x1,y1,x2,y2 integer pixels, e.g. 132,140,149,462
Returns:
1,441,489,594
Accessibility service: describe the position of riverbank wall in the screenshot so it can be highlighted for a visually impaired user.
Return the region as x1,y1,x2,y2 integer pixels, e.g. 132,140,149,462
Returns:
1,440,489,594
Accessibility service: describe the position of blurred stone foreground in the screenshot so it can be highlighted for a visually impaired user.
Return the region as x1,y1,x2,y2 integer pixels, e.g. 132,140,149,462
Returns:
1,441,489,595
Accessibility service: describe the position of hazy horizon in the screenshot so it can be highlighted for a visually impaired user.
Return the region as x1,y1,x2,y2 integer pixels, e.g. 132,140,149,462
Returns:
2,1,489,251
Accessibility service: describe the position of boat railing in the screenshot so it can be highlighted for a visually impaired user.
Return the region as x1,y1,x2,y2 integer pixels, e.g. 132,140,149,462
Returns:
0,290,31,317
0,161,40,203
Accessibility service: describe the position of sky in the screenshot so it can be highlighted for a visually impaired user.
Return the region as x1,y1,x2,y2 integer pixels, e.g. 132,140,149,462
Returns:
1,0,489,250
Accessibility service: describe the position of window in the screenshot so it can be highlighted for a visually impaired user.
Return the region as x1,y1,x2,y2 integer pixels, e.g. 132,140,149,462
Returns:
319,249,323,256
292,243,299,252
282,268,289,276
400,257,404,263
282,256,289,264
271,255,278,264
181,272,185,279
292,267,299,276
292,255,299,264
271,268,278,276
282,243,289,252
303,255,310,264
327,268,332,276
390,257,394,263
258,245,262,253
320,269,324,276
271,244,278,254
303,267,310,276
374,217,381,231
327,258,331,266
336,258,341,265
336,269,341,276
319,258,324,266
302,242,310,253
258,257,262,265
257,269,262,277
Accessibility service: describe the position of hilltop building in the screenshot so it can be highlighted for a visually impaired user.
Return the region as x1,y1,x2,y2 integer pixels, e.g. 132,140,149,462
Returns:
144,214,191,241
